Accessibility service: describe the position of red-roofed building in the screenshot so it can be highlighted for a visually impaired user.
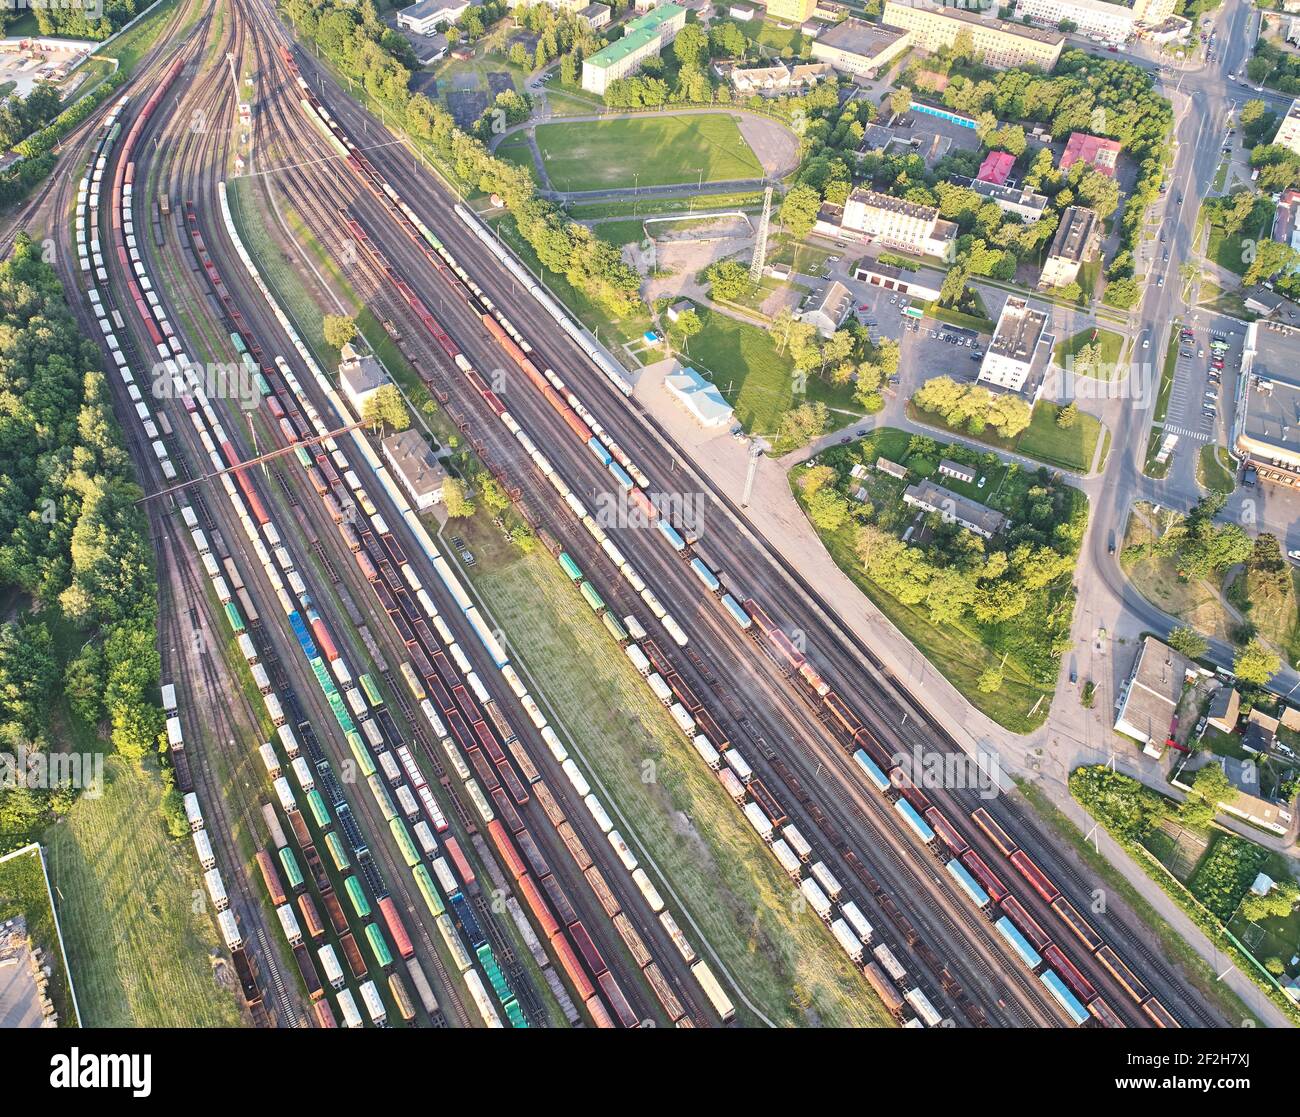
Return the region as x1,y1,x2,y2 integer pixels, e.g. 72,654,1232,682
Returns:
976,150,1015,186
1060,132,1121,178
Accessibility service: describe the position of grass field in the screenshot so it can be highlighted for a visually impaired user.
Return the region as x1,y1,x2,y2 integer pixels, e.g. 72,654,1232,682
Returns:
1198,443,1237,495
0,846,78,1026
1053,326,1127,379
467,532,892,1027
687,308,864,440
495,136,538,183
908,398,1103,474
42,758,242,1027
1206,208,1272,277
533,115,764,192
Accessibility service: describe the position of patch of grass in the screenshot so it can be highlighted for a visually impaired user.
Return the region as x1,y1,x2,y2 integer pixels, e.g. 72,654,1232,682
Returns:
591,217,649,248
43,758,243,1027
1230,564,1300,667
1017,402,1103,473
467,539,892,1028
1121,504,1238,642
494,137,538,183
1053,326,1127,380
533,115,764,192
1198,443,1236,495
100,0,182,74
925,303,994,333
1206,209,1272,278
0,846,78,1026
908,399,1103,474
686,307,864,439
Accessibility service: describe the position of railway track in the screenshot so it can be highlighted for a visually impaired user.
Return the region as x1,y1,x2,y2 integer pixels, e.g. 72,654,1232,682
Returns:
241,51,1056,1026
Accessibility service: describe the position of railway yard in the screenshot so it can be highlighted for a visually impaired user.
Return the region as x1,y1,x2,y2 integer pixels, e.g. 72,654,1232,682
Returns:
0,0,1283,1058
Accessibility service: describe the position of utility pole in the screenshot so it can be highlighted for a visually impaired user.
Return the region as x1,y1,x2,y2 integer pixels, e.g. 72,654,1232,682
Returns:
741,442,763,508
749,184,772,285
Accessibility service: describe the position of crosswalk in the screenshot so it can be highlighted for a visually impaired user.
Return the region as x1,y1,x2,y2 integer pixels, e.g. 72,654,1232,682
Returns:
1162,424,1210,441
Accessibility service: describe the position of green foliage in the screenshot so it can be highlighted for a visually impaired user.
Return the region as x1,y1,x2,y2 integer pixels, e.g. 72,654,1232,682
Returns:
774,401,828,453
1069,764,1167,841
912,375,1033,439
285,0,642,319
1188,834,1269,922
442,476,475,518
1167,625,1208,660
361,383,410,434
1234,638,1282,687
705,259,753,303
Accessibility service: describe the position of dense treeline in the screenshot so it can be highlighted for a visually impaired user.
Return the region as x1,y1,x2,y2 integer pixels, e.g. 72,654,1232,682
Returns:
0,0,144,40
283,0,642,317
0,83,62,152
0,236,162,847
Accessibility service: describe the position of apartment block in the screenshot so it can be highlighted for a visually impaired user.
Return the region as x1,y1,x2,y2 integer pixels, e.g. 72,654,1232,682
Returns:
883,1,1064,70
1039,205,1100,289
977,295,1050,395
839,188,957,257
582,3,687,94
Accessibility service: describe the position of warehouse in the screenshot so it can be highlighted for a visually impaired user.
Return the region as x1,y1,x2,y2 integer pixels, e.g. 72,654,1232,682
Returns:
1233,321,1300,481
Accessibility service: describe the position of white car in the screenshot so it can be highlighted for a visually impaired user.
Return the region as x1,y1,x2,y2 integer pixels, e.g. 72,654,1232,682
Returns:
1289,550,1300,563
1143,337,1150,349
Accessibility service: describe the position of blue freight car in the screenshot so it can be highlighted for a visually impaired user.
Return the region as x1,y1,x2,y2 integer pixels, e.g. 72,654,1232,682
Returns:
996,915,1042,970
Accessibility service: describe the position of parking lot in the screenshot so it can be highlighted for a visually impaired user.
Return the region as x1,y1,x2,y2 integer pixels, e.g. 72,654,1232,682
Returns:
1162,318,1245,448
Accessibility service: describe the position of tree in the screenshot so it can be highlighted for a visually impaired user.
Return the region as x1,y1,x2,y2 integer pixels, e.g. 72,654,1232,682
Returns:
442,476,475,517
705,259,752,302
977,665,1003,693
479,476,511,514
667,307,702,349
779,183,822,243
888,87,911,118
361,384,410,433
1056,401,1078,429
673,23,708,70
1242,880,1300,922
323,314,357,350
1234,638,1281,686
775,401,828,450
807,487,849,531
1167,626,1208,660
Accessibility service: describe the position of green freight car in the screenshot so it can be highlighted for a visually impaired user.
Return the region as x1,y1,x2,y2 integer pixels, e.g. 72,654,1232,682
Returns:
558,552,583,582
367,774,397,822
503,998,527,1028
294,445,313,469
364,922,393,970
579,581,605,614
223,601,246,635
477,943,511,1004
358,673,383,709
324,830,350,872
412,864,445,918
602,611,628,643
278,846,304,892
347,731,375,778
230,331,247,355
306,788,331,829
328,691,355,735
390,818,420,868
344,875,371,919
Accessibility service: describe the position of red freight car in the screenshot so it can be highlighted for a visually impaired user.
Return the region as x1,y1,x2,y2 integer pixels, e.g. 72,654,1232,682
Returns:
597,971,638,1029
378,896,415,960
314,999,337,1028
924,807,969,856
443,835,477,894
256,850,287,907
550,934,596,1002
322,890,349,935
1050,896,1104,953
959,850,1009,904
1009,849,1060,903
339,932,367,979
1000,895,1051,953
567,920,608,977
298,894,325,940
487,819,527,882
1043,944,1096,1004
516,873,560,940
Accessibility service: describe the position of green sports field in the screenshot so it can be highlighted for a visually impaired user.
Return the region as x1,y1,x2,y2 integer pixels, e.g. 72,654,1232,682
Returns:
533,115,764,192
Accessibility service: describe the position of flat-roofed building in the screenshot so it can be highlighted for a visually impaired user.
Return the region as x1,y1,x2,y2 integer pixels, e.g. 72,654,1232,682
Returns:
1114,636,1191,755
1060,131,1122,178
382,430,449,510
1274,98,1300,158
839,188,957,257
766,0,818,23
852,258,942,302
1013,0,1135,41
1232,320,1300,482
810,17,912,77
582,3,687,93
729,2,757,18
397,0,471,35
903,480,1007,538
960,176,1049,223
1039,205,1100,289
978,295,1051,395
883,1,1065,70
